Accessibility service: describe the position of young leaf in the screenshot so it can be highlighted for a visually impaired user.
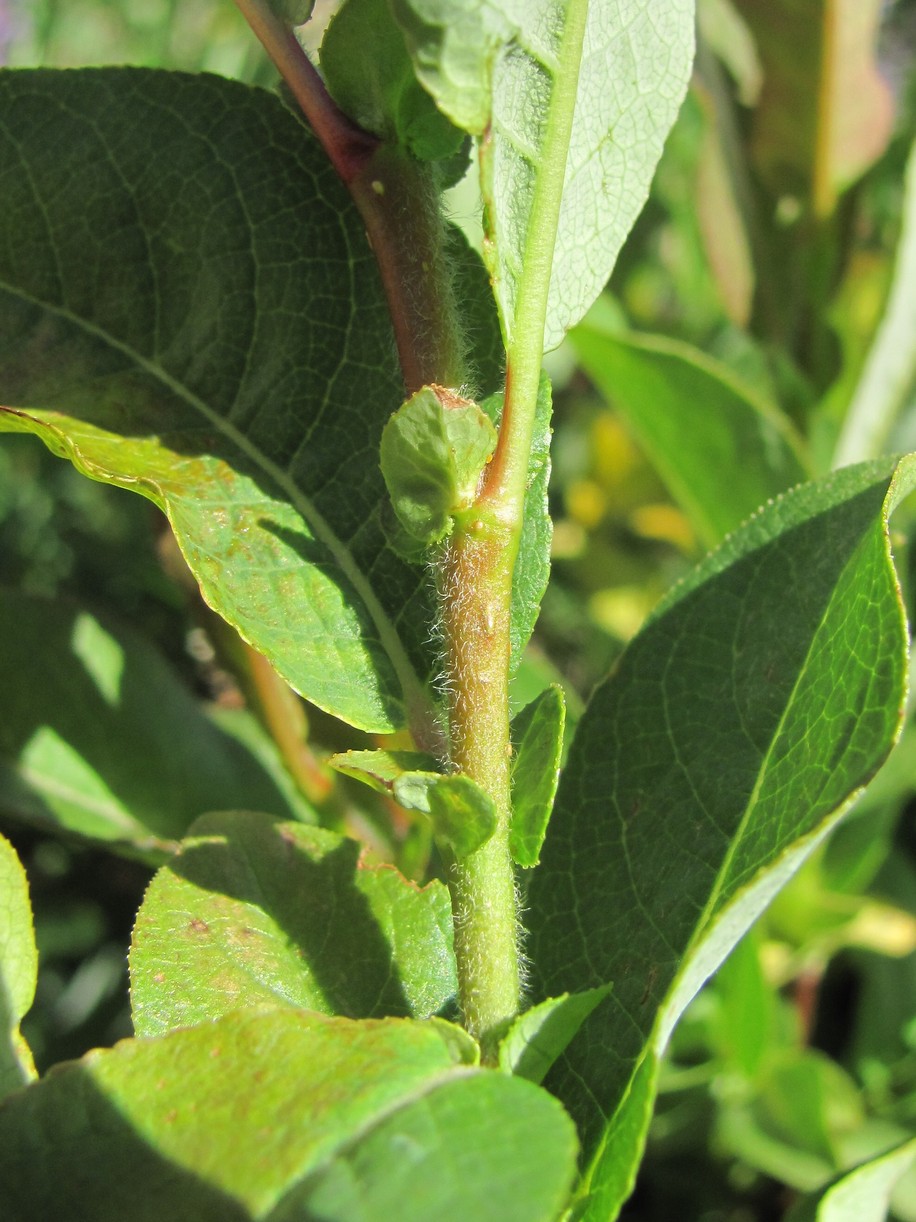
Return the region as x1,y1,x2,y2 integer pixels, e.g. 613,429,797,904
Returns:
509,685,565,868
571,321,810,548
380,385,497,546
526,457,915,1219
321,0,465,162
497,985,612,1085
0,1008,577,1222
391,0,696,349
330,749,498,858
0,592,311,856
0,69,436,736
130,813,457,1036
785,1139,916,1222
0,833,37,1099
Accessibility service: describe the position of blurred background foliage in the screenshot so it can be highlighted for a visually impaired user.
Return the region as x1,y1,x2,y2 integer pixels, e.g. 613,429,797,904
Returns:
1,1,915,1218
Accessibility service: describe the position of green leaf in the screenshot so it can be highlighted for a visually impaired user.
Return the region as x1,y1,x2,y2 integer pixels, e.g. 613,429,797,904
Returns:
0,833,37,1099
0,1008,577,1221
450,227,505,398
321,0,465,161
330,750,498,858
129,813,457,1036
737,0,893,214
497,985,611,1084
380,386,497,546
0,69,435,734
571,321,810,548
526,457,914,1219
785,1139,916,1222
274,1071,577,1221
509,685,565,868
0,591,312,856
330,749,443,792
391,0,695,349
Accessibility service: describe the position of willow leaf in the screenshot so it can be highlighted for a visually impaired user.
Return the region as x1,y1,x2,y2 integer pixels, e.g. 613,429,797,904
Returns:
0,68,435,734
391,0,695,349
528,457,915,1219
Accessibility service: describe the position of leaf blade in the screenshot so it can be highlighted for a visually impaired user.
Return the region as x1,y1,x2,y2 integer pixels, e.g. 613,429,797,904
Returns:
510,684,566,867
0,68,435,734
0,1008,577,1222
571,322,810,547
392,0,696,349
129,813,457,1036
527,457,914,1217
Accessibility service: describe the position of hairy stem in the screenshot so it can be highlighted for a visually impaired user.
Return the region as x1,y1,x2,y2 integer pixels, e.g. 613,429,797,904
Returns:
441,1,589,1046
439,514,520,1049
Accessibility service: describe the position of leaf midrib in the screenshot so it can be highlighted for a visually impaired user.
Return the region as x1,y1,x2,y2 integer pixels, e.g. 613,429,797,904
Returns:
1,280,430,730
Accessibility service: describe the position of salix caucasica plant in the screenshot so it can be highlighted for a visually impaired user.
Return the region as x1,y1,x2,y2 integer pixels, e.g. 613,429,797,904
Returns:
0,0,915,1218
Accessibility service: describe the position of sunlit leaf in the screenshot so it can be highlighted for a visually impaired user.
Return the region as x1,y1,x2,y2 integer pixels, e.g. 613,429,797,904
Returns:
330,750,497,858
528,457,914,1219
509,685,565,868
0,1008,577,1221
497,986,611,1084
786,1139,916,1222
130,813,457,1035
571,321,809,548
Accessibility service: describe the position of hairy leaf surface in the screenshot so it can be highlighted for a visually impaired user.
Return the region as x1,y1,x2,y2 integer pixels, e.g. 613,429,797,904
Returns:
130,814,457,1035
392,0,695,349
527,457,915,1218
0,1008,577,1221
0,69,435,734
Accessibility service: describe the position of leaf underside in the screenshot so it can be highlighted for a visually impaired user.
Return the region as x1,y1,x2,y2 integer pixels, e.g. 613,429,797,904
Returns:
391,0,696,349
0,833,37,1099
0,1008,578,1221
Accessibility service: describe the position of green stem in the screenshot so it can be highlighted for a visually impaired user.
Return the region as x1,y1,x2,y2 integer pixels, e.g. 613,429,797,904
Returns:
439,514,519,1051
235,0,587,1050
440,2,588,1049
